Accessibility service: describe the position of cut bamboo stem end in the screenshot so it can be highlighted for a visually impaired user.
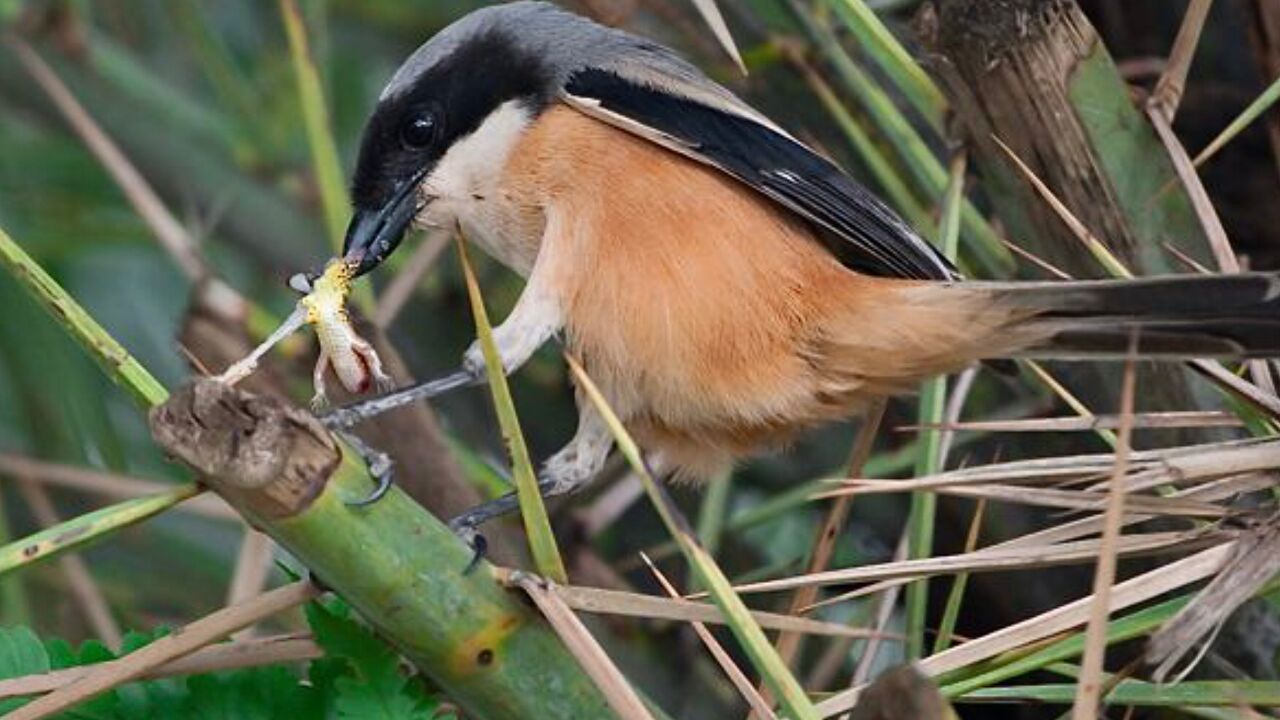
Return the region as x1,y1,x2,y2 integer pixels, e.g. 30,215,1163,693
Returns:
148,378,616,720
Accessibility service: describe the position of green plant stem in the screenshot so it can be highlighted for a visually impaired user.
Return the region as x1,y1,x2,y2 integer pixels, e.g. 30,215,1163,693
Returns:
149,379,614,720
0,225,167,409
0,486,200,577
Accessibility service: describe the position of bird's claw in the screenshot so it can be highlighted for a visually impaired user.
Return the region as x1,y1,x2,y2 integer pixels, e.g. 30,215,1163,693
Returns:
448,516,488,574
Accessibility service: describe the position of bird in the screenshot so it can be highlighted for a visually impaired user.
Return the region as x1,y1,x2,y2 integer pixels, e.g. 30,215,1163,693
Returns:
328,0,1280,534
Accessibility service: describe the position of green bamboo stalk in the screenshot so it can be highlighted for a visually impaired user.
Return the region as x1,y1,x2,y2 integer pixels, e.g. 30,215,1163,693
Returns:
0,225,167,409
279,0,348,253
904,152,965,660
457,238,567,583
149,378,614,720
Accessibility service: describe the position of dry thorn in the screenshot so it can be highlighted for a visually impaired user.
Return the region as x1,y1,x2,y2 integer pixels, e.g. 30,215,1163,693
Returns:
8,581,321,720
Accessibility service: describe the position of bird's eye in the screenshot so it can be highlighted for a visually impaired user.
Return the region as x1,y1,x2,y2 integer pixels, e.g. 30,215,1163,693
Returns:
400,113,437,149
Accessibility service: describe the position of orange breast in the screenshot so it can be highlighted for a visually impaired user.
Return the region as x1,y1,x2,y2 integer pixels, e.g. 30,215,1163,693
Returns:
498,106,1002,479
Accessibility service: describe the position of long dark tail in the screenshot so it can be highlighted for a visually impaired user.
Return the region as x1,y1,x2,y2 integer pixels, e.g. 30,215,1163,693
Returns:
989,272,1280,359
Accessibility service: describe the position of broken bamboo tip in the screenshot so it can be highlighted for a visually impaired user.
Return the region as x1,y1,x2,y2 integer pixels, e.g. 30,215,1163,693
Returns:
149,378,336,520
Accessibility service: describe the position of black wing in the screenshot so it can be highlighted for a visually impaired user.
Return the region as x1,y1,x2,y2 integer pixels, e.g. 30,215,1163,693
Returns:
563,68,957,281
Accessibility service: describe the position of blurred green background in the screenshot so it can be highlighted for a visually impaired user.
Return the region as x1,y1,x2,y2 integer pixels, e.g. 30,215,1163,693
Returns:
2,2,1279,718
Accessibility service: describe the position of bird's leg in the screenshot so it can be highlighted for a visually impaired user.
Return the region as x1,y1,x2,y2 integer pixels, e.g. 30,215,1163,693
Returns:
320,370,480,430
449,402,614,570
461,254,564,378
332,429,396,506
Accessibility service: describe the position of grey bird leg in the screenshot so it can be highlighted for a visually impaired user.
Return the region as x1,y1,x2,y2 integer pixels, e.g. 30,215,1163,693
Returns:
320,369,482,431
449,403,615,571
332,429,397,506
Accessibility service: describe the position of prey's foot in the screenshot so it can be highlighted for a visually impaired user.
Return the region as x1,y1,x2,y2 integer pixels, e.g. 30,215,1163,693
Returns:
335,430,395,506
320,369,481,431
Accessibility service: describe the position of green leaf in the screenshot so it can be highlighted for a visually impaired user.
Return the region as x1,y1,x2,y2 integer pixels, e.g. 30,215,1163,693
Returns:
0,625,50,715
305,598,440,720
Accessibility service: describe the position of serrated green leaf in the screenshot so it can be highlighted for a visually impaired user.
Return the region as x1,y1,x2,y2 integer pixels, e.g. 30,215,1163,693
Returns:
305,599,441,719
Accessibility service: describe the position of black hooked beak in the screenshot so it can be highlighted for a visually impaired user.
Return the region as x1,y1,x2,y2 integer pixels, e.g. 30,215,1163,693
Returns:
342,167,430,277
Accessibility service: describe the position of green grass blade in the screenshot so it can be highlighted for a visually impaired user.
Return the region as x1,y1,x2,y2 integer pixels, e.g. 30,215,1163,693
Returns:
906,153,965,659
791,9,1012,277
279,0,349,253
567,356,820,720
456,237,567,583
1194,73,1280,168
0,486,201,577
823,0,947,131
960,680,1280,707
0,225,168,409
933,499,985,654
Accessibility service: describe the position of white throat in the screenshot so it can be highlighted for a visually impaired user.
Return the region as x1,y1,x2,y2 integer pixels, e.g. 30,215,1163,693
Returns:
416,100,537,273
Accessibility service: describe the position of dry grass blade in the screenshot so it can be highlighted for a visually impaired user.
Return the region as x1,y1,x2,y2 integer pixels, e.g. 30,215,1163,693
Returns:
1149,0,1214,121
373,228,452,329
723,529,1224,598
226,529,275,639
566,355,820,720
1072,347,1138,719
1148,513,1280,681
813,543,1237,716
513,573,655,720
5,35,206,282
0,454,235,521
1022,361,1117,448
642,554,778,720
7,581,320,720
685,0,745,74
0,633,321,699
1147,104,1277,395
520,580,885,638
992,136,1133,279
824,437,1280,498
14,478,122,649
1189,360,1280,421
774,399,886,673
822,481,1227,519
851,533,908,687
902,411,1243,433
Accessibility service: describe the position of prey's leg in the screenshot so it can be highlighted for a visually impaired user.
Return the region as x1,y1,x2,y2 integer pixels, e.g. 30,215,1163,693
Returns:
322,224,566,431
309,348,331,410
448,403,615,568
